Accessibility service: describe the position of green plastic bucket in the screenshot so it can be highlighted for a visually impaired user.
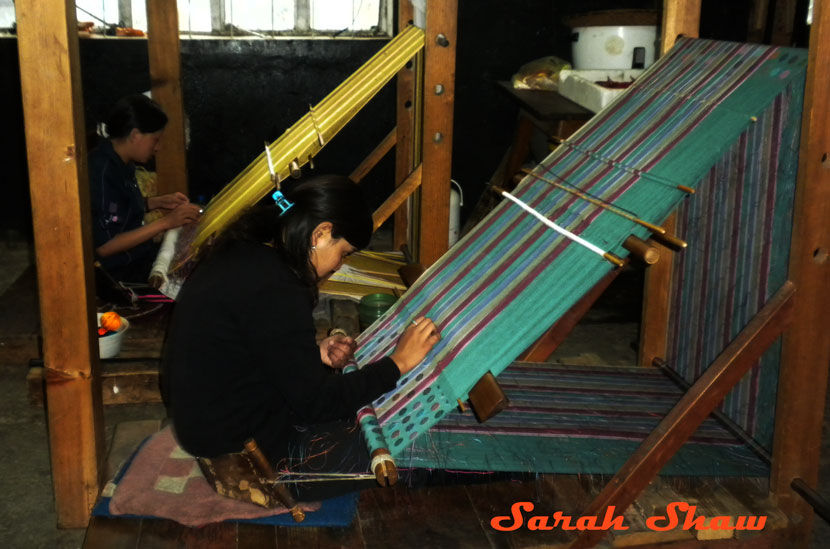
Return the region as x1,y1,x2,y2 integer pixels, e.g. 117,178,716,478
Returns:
358,293,398,331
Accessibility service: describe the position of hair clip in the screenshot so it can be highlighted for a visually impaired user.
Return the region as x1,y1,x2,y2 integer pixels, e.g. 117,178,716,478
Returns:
264,141,294,215
273,190,294,216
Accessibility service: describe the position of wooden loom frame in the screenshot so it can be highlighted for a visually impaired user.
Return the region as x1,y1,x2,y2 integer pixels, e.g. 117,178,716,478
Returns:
14,2,830,546
568,1,830,547
14,0,457,527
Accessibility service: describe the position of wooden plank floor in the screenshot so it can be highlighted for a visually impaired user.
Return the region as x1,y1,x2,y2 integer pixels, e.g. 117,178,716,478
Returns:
83,481,791,548
84,422,792,548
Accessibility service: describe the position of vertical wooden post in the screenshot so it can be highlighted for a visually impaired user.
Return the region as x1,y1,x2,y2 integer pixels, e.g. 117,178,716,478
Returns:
418,0,457,265
639,0,701,366
771,0,830,544
146,0,189,195
395,0,417,250
15,0,104,528
638,215,677,366
660,0,701,53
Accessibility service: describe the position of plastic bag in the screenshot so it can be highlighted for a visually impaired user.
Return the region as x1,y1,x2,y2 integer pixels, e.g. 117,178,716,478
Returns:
511,56,572,91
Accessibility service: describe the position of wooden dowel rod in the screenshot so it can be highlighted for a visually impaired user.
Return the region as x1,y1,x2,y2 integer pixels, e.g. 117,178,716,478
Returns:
623,235,660,264
350,127,397,183
650,230,688,250
373,164,423,231
243,438,305,522
521,168,668,236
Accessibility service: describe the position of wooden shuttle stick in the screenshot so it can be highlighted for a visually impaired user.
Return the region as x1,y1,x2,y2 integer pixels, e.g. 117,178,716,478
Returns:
490,185,625,268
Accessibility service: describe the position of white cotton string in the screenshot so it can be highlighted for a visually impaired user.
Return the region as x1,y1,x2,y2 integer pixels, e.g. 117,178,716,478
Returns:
499,189,607,258
150,227,181,287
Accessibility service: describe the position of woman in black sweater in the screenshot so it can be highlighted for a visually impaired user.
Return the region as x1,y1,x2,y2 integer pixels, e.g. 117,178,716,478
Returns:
164,175,439,501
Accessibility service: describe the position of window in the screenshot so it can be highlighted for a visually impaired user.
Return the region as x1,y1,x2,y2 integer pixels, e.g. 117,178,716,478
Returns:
0,0,14,30
0,1,391,36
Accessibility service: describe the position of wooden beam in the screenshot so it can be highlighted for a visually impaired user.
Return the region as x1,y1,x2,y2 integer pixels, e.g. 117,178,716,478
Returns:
15,0,104,528
518,266,623,362
660,0,702,53
639,214,677,366
747,0,772,42
771,0,830,544
770,0,799,45
639,0,702,368
373,164,422,231
418,0,457,265
146,0,188,195
350,127,397,183
395,0,418,250
570,281,795,549
501,115,534,189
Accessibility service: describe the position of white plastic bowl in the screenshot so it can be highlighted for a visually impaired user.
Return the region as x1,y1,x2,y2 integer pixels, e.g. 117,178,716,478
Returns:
97,312,130,359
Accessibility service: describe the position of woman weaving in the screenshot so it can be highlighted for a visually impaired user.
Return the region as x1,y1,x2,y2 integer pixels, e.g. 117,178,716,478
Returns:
90,94,201,284
164,175,441,504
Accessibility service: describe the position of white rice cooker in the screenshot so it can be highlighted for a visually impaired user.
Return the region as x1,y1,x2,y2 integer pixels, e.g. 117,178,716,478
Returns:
566,10,660,70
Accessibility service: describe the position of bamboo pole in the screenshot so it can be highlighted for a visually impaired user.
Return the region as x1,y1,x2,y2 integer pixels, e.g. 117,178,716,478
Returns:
191,25,425,252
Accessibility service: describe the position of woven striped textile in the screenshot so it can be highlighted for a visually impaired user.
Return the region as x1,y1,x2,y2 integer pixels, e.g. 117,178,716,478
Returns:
667,85,802,452
396,362,768,476
352,38,807,466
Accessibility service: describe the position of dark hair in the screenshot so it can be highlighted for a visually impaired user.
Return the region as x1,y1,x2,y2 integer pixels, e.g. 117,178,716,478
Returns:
104,94,168,139
213,175,373,302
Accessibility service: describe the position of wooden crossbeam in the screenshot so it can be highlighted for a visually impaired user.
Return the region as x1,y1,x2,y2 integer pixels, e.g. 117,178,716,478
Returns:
350,127,397,183
373,164,423,231
569,280,795,549
518,266,623,362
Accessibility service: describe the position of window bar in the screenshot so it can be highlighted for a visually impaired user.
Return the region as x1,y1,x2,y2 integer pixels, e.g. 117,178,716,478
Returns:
295,0,310,33
187,0,193,39
118,0,132,27
210,0,224,34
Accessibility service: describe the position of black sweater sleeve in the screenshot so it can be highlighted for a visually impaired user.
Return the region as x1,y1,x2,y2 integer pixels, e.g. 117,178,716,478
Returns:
247,274,400,424
167,241,399,459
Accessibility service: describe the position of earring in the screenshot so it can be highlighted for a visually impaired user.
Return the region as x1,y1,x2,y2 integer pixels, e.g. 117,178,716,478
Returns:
311,246,316,251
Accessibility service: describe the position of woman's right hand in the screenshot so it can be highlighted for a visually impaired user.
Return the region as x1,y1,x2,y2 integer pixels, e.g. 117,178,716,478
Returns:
389,316,441,376
162,203,202,229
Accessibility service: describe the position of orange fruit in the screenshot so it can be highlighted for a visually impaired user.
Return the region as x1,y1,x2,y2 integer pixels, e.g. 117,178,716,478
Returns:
100,311,122,332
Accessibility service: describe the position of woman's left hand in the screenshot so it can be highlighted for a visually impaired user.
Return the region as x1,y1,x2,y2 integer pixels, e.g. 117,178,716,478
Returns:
320,334,358,369
148,192,189,211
